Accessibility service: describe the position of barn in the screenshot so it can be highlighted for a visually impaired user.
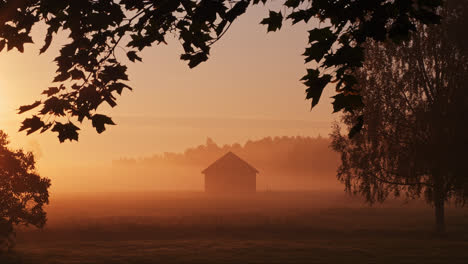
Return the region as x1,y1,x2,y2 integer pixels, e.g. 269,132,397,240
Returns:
202,152,258,194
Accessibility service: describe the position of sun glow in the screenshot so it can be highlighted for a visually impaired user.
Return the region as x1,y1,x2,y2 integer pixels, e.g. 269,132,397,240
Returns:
0,77,6,114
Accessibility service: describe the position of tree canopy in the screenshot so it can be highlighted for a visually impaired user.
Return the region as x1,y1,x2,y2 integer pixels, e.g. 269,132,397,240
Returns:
330,0,468,233
0,0,442,142
0,130,50,251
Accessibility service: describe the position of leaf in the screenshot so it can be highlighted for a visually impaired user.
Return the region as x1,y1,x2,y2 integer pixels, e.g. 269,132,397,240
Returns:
260,11,283,32
100,64,129,82
18,101,41,114
74,107,90,123
303,42,331,63
308,27,335,43
51,122,80,142
70,69,86,80
181,52,208,68
105,96,117,107
301,69,332,108
216,20,228,36
332,93,364,113
7,33,33,53
0,40,5,52
253,0,268,5
225,0,249,22
40,123,53,133
39,96,69,116
324,45,364,68
348,115,364,138
19,116,45,135
53,72,71,82
284,0,302,8
127,51,142,62
336,74,358,92
77,85,101,110
42,87,60,97
91,114,116,134
287,9,313,24
39,33,53,54
109,82,132,95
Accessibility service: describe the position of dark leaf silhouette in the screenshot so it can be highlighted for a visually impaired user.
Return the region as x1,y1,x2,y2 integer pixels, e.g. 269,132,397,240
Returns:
260,11,283,32
53,72,70,83
225,1,249,22
287,9,314,25
42,87,60,97
70,69,86,80
39,33,52,54
19,116,45,135
181,52,209,68
18,101,41,114
0,40,5,52
308,27,335,43
348,115,363,138
302,69,331,108
0,0,441,141
303,42,331,63
40,97,69,116
51,122,80,142
91,114,116,134
284,0,302,8
332,94,364,113
127,51,142,62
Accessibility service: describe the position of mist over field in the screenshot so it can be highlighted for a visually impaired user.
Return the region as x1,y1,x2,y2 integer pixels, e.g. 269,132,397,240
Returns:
6,191,468,264
7,136,467,263
3,136,468,263
49,136,341,192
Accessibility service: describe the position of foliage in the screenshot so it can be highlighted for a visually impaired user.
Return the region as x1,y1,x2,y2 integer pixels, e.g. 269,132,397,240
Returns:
330,0,468,232
0,130,50,251
0,0,442,141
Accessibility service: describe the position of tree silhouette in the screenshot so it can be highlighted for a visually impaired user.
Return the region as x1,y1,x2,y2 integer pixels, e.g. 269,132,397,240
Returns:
0,131,50,252
330,1,468,233
0,1,442,141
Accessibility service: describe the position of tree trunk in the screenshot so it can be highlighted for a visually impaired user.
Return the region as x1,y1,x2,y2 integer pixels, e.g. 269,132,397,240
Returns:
433,171,446,233
434,193,445,233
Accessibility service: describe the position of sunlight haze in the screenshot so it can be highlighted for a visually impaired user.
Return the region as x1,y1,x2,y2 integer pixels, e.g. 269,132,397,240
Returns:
0,4,335,192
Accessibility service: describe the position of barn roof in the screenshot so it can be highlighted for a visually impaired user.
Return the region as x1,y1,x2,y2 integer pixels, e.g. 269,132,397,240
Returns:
202,152,259,174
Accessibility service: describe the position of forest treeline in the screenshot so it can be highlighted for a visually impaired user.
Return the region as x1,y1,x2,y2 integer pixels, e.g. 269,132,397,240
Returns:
112,136,341,190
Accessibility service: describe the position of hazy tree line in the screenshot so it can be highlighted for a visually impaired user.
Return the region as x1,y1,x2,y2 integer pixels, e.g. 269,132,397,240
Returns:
114,136,340,190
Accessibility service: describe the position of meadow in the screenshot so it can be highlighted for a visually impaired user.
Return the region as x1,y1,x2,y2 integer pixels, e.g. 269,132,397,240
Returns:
2,191,468,264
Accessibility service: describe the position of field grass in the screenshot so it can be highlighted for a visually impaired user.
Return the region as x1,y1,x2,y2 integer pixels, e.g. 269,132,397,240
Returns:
2,191,468,264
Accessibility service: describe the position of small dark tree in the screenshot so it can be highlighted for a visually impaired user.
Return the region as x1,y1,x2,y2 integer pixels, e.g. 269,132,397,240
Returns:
0,131,51,252
330,1,468,233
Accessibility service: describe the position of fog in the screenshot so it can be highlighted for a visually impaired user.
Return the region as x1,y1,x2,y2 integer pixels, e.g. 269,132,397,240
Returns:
48,136,341,192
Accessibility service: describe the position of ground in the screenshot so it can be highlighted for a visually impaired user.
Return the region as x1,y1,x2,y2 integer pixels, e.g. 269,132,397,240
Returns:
1,191,468,263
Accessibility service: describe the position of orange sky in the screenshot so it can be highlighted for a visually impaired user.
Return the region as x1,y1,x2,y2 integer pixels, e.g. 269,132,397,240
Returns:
0,4,336,191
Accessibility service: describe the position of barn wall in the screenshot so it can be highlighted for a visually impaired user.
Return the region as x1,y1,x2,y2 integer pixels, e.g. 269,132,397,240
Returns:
204,171,256,194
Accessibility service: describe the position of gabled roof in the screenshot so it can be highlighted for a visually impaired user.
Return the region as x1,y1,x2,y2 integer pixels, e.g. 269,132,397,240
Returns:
202,152,259,174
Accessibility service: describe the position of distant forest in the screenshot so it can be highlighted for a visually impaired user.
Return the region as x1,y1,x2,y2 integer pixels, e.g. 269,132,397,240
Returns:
112,136,341,190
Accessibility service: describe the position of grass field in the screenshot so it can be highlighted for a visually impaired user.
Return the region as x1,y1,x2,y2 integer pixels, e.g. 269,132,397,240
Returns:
2,191,468,264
